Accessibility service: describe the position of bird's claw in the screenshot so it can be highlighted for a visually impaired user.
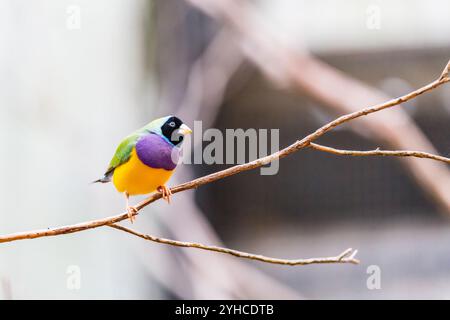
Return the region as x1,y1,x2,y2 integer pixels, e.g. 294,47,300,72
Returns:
158,185,172,204
126,206,138,223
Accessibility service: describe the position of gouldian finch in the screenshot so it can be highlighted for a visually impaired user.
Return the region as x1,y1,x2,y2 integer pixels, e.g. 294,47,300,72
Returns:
94,116,192,222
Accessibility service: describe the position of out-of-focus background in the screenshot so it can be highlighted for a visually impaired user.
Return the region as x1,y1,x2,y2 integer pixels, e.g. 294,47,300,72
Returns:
0,0,450,299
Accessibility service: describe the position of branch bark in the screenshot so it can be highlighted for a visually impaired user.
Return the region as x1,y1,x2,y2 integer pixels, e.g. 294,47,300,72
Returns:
310,143,450,164
109,224,359,265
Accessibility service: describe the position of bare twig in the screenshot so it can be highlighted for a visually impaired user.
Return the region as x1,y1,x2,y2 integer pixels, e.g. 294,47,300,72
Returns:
440,59,450,81
109,224,359,265
310,143,450,164
0,63,448,267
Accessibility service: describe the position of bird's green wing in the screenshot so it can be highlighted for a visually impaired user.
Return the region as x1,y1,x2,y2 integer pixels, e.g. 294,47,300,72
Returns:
105,117,169,174
106,117,169,174
94,129,147,184
107,133,142,172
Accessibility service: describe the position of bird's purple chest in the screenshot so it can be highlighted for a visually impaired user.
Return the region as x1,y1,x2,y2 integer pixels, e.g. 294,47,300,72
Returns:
135,134,179,171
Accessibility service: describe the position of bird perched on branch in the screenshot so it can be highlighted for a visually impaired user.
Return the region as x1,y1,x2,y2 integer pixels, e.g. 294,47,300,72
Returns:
94,116,192,222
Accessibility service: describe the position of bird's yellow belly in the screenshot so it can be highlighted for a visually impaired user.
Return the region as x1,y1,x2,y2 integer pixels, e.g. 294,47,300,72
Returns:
113,148,174,195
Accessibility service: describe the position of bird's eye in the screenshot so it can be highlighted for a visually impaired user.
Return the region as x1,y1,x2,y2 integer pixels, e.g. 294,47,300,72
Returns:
169,121,176,127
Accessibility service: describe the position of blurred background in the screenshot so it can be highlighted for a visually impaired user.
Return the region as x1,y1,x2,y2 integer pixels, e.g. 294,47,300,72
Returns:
0,0,450,299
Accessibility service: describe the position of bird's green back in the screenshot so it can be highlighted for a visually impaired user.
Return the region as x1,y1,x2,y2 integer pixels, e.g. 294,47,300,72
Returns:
107,117,170,172
107,133,141,173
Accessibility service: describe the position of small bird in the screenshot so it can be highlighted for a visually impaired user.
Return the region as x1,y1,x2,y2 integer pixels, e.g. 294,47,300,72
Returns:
94,116,192,222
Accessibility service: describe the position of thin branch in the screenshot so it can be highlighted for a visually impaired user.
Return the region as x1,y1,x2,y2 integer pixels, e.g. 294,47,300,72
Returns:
440,59,450,81
0,65,448,246
310,143,450,164
109,224,359,265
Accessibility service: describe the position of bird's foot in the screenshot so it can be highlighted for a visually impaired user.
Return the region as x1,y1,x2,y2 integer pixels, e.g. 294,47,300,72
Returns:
158,185,172,204
126,205,138,223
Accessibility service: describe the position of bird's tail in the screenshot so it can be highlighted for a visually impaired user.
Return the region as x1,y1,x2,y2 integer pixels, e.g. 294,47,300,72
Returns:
92,177,110,184
92,170,113,184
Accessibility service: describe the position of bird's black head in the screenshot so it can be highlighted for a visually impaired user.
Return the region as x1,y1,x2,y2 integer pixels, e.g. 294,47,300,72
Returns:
161,116,192,146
